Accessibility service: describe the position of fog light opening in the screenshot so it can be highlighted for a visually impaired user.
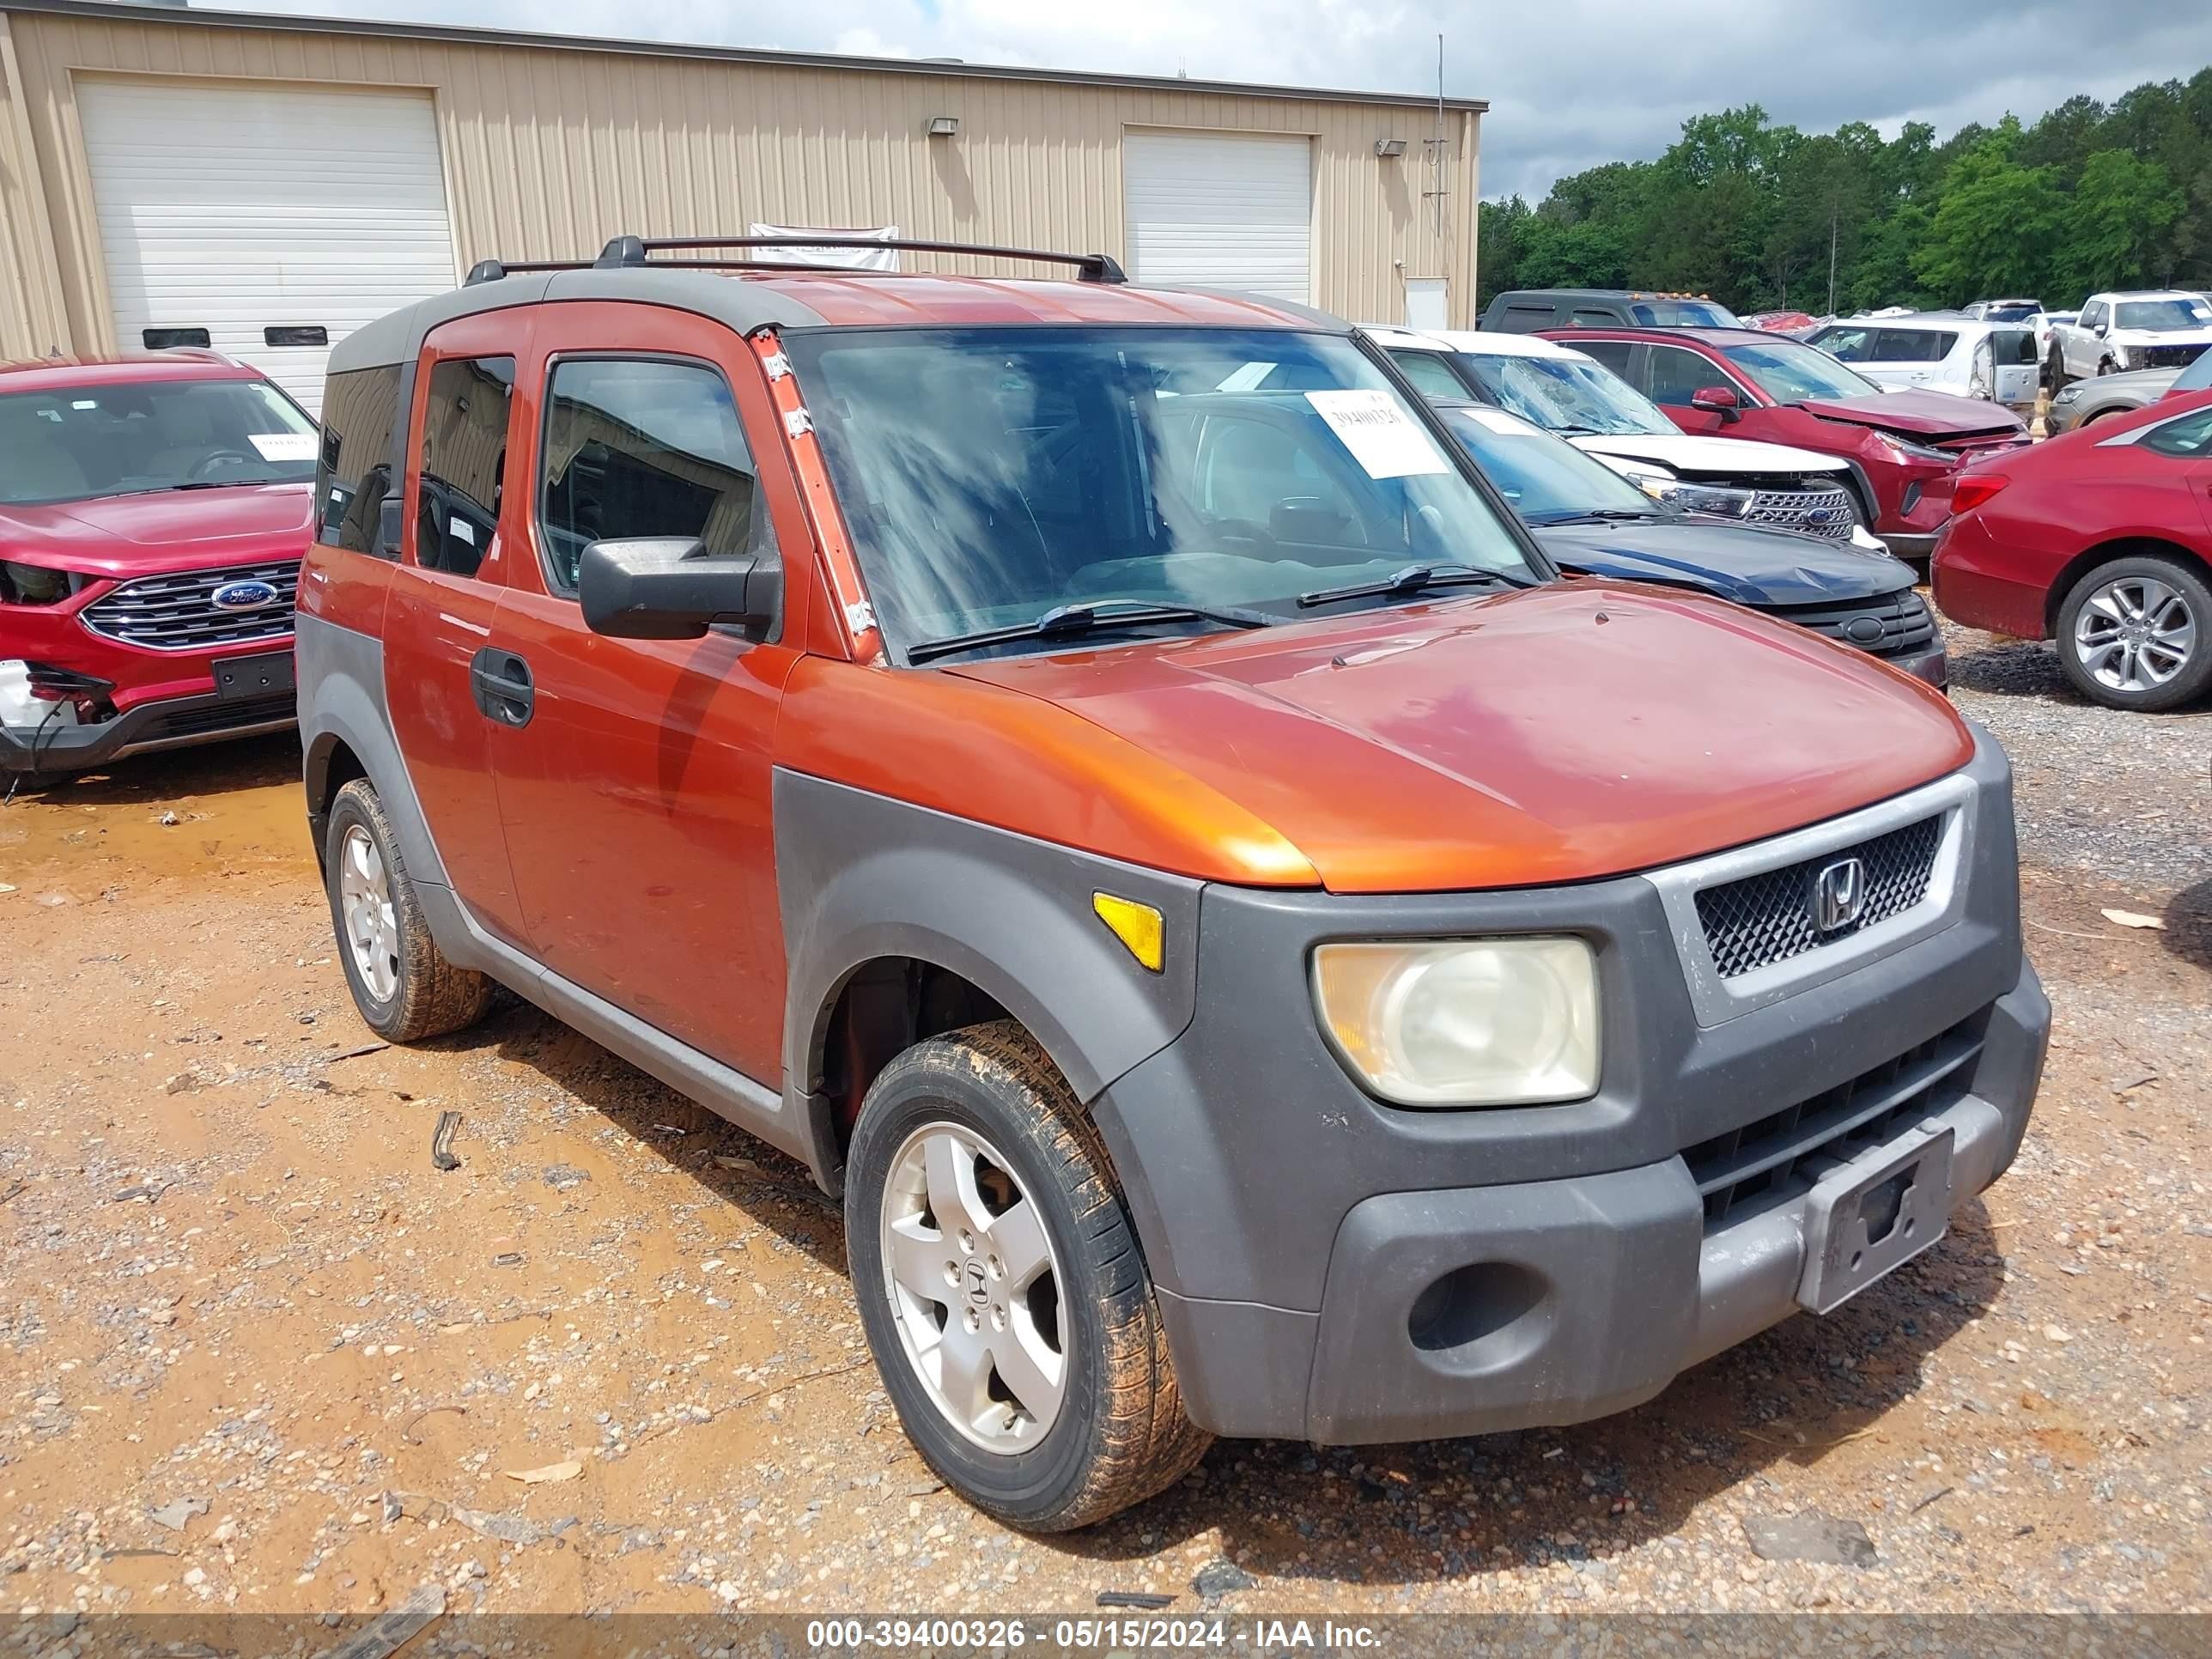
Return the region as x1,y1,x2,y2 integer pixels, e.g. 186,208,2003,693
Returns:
1407,1261,1547,1355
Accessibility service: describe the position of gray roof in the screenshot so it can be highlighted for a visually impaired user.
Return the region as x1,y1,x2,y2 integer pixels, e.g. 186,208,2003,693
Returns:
12,0,1487,112
328,268,841,373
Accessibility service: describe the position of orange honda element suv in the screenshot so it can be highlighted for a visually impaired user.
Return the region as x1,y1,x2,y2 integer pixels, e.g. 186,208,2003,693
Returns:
298,235,2049,1531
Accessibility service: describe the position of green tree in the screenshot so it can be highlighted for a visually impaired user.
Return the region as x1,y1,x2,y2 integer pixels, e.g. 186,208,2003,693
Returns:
1910,127,2067,303
2058,149,2186,293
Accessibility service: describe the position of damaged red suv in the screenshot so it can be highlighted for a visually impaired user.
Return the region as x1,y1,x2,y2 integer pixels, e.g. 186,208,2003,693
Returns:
0,354,317,775
1547,326,2030,564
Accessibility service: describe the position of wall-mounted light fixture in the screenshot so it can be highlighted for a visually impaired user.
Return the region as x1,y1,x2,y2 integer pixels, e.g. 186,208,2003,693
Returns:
927,115,961,138
1374,138,1407,158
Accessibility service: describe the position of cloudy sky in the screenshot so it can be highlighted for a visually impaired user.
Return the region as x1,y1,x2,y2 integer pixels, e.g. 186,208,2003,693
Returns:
227,0,2212,201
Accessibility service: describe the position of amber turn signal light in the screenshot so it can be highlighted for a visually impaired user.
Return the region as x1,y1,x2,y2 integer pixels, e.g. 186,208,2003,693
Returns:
1092,892,1164,973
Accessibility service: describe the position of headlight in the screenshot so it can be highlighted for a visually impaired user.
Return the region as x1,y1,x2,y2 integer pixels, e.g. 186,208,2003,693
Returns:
1869,433,1957,467
1312,937,1600,1107
1,562,72,605
2051,384,2081,404
1636,477,1755,518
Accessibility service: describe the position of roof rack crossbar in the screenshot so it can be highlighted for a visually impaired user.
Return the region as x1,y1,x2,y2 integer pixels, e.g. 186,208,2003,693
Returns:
593,234,1127,284
465,258,597,285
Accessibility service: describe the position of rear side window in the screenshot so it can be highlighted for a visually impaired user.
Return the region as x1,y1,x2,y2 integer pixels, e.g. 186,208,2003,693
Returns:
1577,339,1634,376
2142,408,2212,459
1568,307,1620,326
536,357,771,596
1993,329,2036,366
414,356,516,579
316,364,404,555
1874,330,1954,363
1497,305,1557,332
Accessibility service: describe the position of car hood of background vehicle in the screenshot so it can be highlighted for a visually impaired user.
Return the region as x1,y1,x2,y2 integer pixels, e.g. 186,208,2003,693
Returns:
944,583,1971,893
2062,367,2183,397
1535,519,1914,606
0,483,313,578
1794,389,2026,439
1571,431,1849,478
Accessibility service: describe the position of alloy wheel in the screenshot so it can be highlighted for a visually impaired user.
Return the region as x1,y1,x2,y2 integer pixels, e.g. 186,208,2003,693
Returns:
337,823,401,1003
2073,574,2196,694
878,1121,1067,1454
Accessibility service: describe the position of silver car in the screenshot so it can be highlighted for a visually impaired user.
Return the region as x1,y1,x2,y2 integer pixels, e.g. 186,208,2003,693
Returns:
2045,347,2212,434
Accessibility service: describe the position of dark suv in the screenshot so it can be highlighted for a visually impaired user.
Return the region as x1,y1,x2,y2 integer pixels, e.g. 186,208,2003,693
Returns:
1481,289,1741,331
299,234,2047,1531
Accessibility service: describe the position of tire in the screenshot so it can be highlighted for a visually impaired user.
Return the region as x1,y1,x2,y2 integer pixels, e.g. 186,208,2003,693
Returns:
325,778,495,1041
2055,554,2212,712
845,1019,1211,1531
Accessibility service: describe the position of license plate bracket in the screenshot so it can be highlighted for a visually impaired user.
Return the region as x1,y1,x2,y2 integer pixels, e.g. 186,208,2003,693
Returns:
1796,1125,1954,1315
212,652,295,702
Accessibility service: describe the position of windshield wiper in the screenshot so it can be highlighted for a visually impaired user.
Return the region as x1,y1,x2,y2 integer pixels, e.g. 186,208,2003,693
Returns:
905,597,1276,665
1296,563,1520,610
1524,507,1668,526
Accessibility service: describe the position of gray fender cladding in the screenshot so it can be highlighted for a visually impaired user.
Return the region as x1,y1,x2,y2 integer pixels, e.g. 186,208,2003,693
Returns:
770,769,1203,1106
295,612,453,896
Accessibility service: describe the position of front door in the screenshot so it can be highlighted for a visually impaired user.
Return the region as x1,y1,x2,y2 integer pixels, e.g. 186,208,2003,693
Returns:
1643,342,1735,434
488,303,811,1084
382,309,532,945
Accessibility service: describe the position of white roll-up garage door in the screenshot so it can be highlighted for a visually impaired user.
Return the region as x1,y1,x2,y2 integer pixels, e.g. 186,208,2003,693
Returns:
1123,131,1312,304
78,78,458,415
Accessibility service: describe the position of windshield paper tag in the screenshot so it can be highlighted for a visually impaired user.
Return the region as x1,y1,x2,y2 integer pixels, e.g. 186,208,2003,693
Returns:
1304,390,1449,479
248,433,318,462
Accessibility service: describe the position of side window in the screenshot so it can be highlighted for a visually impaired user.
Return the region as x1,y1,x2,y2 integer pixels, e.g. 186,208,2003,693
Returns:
1390,349,1470,400
537,357,771,597
414,356,516,579
316,364,404,556
1498,305,1556,333
1645,345,1719,406
2081,302,2106,331
1874,330,1951,362
1815,328,1876,362
1577,339,1634,377
1568,307,1619,327
2141,408,2212,459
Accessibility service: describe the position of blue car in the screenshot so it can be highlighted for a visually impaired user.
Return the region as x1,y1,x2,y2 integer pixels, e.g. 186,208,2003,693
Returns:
1438,402,1947,687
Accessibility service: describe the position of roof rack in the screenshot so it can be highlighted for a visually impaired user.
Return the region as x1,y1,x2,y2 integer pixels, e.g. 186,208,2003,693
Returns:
592,234,1127,284
464,257,597,286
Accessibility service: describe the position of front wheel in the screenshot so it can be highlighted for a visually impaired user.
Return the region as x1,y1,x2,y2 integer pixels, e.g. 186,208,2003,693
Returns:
325,779,495,1041
845,1021,1211,1531
2056,556,2212,711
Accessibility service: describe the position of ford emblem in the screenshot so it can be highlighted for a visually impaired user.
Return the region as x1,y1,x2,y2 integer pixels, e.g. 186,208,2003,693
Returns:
1843,615,1887,645
1804,507,1836,525
210,579,281,612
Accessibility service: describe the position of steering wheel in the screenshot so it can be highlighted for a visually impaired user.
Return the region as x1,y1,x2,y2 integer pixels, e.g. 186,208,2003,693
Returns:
1199,517,1282,559
188,449,261,480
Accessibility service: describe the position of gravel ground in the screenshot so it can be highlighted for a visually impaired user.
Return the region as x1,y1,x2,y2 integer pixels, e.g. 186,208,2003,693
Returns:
0,617,2206,1631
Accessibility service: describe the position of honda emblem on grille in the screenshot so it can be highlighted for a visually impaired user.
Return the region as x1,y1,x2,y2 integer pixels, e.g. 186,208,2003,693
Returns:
210,580,281,612
1812,857,1867,933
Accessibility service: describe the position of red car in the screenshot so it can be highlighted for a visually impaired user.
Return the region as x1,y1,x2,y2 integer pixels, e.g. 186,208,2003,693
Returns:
1544,326,2030,562
1933,388,2212,710
0,353,318,775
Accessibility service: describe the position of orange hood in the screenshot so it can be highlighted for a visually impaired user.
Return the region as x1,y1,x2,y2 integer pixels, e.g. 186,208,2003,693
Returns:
938,584,1973,893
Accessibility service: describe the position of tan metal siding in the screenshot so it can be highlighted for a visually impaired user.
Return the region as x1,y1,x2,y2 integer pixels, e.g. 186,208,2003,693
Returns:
1,8,1473,354
0,15,70,356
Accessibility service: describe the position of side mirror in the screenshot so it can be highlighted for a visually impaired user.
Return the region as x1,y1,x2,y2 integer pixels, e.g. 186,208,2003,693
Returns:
375,494,404,557
2093,322,2109,337
578,537,781,641
1689,384,1741,416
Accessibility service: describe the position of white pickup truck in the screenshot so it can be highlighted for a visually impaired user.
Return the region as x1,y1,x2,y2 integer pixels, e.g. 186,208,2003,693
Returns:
2048,290,2212,386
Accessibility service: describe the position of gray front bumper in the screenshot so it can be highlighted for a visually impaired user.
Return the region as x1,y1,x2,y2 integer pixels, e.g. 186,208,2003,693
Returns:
1091,730,2044,1443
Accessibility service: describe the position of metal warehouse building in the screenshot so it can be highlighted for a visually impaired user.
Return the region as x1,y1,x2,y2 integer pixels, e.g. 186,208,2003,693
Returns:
0,0,1484,410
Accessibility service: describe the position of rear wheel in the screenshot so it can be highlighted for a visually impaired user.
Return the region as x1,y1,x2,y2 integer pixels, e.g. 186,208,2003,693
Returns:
845,1020,1210,1531
2056,555,2212,711
325,779,495,1041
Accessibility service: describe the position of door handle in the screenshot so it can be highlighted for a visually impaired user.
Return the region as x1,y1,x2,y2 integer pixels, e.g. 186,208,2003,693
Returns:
469,648,534,727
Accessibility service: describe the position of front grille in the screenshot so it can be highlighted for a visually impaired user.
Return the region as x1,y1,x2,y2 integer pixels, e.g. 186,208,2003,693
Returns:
137,692,296,742
1743,484,1855,539
2136,343,2208,370
1764,589,1938,661
1694,815,1942,979
1684,1019,1982,1228
81,560,300,651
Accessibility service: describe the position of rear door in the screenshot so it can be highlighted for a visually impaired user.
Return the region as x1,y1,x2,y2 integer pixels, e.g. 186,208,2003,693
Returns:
381,309,532,943
488,303,811,1083
1988,329,2038,408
